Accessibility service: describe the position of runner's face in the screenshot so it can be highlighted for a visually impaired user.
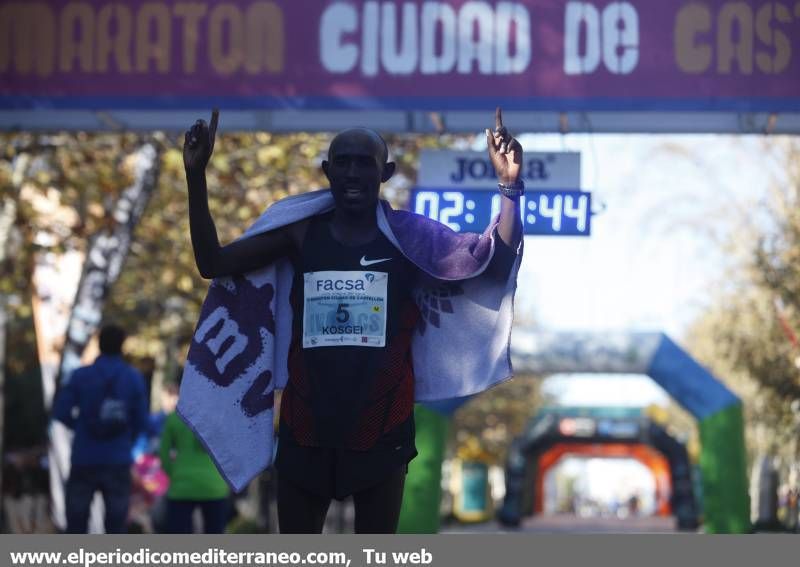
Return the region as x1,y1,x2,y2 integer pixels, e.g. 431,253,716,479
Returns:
324,132,386,216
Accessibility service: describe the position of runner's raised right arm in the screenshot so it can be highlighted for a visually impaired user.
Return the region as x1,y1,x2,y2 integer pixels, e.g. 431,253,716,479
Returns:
184,110,301,279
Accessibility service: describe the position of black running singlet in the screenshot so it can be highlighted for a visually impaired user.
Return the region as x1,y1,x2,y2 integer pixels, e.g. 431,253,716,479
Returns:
278,212,420,453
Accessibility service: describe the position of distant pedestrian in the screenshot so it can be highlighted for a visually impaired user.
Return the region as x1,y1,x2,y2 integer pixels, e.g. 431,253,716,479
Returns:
52,324,148,533
159,406,230,533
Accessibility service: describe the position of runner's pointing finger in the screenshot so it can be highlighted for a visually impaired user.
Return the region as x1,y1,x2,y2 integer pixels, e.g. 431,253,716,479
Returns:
494,107,511,153
209,108,219,153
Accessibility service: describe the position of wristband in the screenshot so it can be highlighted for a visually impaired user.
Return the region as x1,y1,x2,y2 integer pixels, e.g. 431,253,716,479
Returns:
497,179,525,197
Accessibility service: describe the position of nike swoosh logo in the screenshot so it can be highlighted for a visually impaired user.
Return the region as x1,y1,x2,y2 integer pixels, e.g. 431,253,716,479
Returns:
360,256,392,267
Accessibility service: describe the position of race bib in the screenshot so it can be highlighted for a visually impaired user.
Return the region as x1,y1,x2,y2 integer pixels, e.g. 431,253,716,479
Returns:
303,270,388,348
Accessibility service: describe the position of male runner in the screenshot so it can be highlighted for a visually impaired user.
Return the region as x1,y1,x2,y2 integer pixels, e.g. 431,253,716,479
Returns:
183,109,523,533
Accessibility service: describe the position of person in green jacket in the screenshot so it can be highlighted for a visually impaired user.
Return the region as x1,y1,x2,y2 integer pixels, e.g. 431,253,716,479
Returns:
159,411,230,533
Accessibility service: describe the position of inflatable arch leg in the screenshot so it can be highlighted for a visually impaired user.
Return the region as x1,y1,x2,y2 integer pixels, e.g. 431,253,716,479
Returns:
398,405,449,533
698,403,749,533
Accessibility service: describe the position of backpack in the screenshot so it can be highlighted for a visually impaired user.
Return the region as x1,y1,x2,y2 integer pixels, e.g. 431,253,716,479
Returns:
86,369,129,440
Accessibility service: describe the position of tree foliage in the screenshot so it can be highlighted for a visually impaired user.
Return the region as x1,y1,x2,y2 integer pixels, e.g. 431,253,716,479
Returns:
686,139,800,463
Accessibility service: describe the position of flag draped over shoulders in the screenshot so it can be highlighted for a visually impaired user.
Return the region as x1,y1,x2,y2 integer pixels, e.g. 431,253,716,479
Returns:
177,189,522,492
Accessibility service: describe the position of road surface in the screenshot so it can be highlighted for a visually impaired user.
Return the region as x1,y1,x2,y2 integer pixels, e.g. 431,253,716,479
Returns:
441,514,678,533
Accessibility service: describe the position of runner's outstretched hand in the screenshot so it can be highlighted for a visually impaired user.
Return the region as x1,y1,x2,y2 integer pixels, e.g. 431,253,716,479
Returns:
485,107,522,184
183,109,219,174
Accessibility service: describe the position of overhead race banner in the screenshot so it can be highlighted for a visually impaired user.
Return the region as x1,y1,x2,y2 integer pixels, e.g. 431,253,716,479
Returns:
1,0,798,111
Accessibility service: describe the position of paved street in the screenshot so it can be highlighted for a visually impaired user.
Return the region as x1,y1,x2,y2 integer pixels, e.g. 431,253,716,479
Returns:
441,514,677,533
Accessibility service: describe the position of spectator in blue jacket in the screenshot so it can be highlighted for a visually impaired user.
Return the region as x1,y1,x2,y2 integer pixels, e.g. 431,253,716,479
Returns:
53,324,148,533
